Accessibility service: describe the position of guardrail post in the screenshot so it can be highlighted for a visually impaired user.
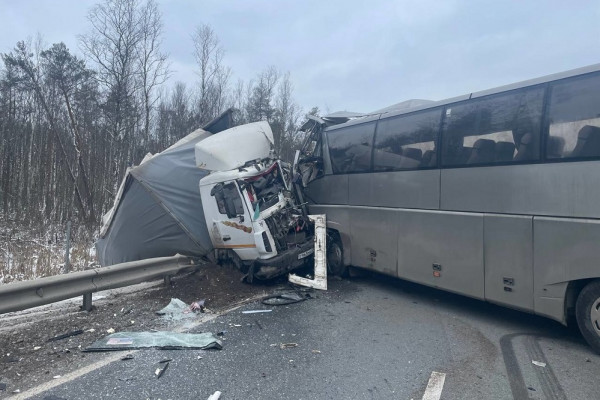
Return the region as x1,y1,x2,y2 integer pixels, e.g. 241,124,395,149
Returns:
82,292,93,311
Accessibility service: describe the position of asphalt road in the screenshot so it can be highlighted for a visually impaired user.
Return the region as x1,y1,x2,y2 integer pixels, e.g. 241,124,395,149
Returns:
24,273,600,400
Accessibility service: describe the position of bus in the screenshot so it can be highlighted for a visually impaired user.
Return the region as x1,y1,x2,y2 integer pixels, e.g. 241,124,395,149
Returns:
297,63,600,353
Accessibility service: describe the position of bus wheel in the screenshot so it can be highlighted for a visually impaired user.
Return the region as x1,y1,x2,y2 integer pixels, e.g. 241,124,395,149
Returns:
327,235,347,277
576,280,600,354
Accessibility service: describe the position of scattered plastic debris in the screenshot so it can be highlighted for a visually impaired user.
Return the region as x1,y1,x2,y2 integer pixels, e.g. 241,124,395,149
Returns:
207,390,222,400
532,360,546,367
188,299,205,313
156,298,203,321
280,343,298,349
155,362,169,379
312,350,321,354
106,328,115,334
242,309,272,314
85,332,223,351
52,375,61,379
121,354,134,361
48,330,84,342
12,389,21,394
87,328,96,333
33,346,41,351
527,386,537,391
159,358,172,364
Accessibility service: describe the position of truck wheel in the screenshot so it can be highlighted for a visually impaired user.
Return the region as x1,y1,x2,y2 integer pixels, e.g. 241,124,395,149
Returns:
327,235,347,277
576,280,600,354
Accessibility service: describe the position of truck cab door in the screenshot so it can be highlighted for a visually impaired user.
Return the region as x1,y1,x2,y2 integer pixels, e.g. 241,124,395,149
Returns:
209,182,256,259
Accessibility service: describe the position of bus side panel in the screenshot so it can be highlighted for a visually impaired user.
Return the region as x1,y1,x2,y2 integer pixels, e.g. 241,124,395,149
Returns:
350,207,399,277
534,217,600,323
348,170,440,209
396,209,484,300
441,161,600,219
304,175,349,205
484,214,534,311
308,204,353,266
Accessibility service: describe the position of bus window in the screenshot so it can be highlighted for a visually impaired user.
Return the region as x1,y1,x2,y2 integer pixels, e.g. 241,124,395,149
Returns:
327,121,376,174
442,88,544,166
373,109,442,171
547,73,600,160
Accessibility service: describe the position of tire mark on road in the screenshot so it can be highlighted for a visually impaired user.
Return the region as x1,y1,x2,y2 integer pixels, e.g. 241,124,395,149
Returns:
500,333,531,400
525,335,567,400
501,332,568,400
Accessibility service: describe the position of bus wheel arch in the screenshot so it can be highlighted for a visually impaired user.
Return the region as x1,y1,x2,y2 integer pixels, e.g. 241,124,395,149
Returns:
575,279,600,354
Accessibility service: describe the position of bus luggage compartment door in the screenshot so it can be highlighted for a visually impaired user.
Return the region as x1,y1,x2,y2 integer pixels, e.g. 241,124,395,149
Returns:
396,209,485,300
483,214,534,311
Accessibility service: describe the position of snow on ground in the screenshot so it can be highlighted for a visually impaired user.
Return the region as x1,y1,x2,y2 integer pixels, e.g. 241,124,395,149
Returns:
0,220,98,284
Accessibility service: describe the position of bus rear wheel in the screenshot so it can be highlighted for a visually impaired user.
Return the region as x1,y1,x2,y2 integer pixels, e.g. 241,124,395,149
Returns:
576,280,600,354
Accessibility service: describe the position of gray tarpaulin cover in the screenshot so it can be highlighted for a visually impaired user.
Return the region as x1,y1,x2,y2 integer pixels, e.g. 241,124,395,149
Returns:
85,331,223,351
95,130,213,266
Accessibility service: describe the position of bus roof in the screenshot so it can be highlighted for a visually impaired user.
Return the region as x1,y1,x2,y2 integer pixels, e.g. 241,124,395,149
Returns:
326,63,600,131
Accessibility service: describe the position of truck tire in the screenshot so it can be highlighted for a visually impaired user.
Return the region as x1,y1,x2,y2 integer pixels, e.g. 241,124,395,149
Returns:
576,280,600,354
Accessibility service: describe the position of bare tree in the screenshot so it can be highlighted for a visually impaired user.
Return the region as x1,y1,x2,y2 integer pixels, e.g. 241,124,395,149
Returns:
80,0,142,146
137,0,170,142
192,24,229,123
3,41,93,223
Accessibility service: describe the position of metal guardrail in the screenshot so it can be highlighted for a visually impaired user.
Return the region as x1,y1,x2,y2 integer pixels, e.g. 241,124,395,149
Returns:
0,255,201,314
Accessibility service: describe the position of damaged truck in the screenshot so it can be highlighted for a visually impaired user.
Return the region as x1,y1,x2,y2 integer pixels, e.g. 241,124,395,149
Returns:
96,118,318,282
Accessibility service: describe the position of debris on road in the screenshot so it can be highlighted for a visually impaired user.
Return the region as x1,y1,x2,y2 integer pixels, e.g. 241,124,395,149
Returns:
188,299,205,313
121,354,134,361
216,330,227,336
159,358,172,364
242,309,272,314
156,298,204,321
85,331,223,351
106,328,115,334
207,390,222,400
280,343,298,349
48,329,84,342
0,382,6,391
532,360,546,367
155,361,169,379
312,350,321,354
33,346,41,351
262,291,311,306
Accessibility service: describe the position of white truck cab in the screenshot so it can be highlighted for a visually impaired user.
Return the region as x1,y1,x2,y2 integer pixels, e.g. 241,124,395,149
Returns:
195,121,314,280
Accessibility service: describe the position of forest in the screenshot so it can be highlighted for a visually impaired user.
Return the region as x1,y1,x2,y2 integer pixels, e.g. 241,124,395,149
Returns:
0,0,315,283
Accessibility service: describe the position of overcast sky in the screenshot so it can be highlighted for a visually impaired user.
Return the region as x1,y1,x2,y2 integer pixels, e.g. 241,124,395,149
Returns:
2,0,599,114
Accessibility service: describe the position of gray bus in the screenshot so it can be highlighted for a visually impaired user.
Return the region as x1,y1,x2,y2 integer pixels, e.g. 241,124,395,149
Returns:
298,64,600,353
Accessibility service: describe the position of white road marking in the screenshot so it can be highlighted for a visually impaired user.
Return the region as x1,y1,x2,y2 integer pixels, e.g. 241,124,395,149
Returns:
422,371,446,400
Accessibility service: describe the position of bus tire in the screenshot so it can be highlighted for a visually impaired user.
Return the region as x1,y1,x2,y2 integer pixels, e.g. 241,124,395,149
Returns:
327,234,347,277
576,280,600,354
